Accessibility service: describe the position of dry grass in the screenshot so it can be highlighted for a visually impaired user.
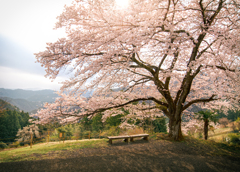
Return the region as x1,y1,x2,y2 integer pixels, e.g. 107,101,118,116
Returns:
208,127,233,142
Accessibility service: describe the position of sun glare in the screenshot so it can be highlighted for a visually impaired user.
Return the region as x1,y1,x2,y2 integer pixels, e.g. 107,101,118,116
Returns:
115,0,129,8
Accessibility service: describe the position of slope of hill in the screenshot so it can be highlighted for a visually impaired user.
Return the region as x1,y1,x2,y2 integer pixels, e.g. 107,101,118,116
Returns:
0,97,42,112
0,99,20,112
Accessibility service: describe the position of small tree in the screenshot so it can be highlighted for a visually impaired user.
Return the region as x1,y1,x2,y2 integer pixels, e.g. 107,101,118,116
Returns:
195,110,218,140
152,117,167,133
57,125,74,140
16,124,40,144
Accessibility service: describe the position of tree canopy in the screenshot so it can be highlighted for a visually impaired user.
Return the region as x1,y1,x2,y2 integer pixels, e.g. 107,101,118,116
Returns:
35,0,240,140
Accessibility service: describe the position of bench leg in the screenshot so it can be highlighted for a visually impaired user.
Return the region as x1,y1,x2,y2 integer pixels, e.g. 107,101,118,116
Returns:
130,137,134,142
143,136,149,141
124,138,129,143
109,139,112,144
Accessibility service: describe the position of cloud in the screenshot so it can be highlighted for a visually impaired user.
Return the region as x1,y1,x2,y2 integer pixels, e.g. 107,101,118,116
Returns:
0,35,45,75
0,35,71,90
0,0,73,90
0,0,71,53
0,66,64,90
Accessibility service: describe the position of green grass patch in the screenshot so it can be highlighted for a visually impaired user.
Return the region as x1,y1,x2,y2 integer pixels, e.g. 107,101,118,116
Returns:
0,139,108,163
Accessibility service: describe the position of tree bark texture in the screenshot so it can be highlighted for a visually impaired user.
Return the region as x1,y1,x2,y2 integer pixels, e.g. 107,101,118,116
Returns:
168,115,184,141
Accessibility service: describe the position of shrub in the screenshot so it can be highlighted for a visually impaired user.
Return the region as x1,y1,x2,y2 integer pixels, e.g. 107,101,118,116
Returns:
229,122,237,132
235,117,240,131
152,117,167,133
107,126,121,136
126,127,144,135
81,131,91,139
57,125,74,140
0,141,8,149
90,131,102,139
50,136,59,142
100,126,121,137
197,132,203,139
9,141,20,148
226,133,240,145
71,136,80,140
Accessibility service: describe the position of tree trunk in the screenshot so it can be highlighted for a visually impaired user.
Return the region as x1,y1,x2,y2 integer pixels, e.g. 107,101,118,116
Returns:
204,119,209,140
168,116,184,141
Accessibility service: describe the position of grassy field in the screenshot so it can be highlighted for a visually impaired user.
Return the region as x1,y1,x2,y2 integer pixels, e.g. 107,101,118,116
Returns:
1,137,240,172
0,139,108,163
1,128,239,163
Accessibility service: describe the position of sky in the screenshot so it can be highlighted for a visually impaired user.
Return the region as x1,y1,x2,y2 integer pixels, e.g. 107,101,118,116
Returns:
0,0,74,90
0,0,129,91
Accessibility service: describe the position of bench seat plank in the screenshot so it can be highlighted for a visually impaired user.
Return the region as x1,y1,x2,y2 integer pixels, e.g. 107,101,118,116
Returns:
107,135,129,139
129,134,149,137
129,134,149,142
108,134,149,144
108,135,129,144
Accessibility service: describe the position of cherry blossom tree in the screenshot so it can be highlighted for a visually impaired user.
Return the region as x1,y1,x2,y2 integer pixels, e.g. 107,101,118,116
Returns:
35,0,240,140
16,124,40,143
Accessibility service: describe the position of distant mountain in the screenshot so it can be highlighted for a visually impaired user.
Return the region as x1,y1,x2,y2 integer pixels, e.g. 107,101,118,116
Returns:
0,88,59,102
0,88,59,113
0,88,94,113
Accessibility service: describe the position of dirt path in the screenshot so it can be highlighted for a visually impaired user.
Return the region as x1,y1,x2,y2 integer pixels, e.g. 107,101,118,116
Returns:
1,140,240,172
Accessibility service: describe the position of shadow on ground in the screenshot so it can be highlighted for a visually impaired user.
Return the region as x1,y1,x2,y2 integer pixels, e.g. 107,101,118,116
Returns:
1,139,239,172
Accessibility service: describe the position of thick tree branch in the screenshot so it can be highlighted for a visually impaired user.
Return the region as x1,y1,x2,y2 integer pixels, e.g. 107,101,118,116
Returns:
183,95,218,111
206,65,236,72
79,97,169,117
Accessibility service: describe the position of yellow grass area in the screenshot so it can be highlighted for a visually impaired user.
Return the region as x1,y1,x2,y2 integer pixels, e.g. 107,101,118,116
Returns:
0,139,108,163
208,127,233,142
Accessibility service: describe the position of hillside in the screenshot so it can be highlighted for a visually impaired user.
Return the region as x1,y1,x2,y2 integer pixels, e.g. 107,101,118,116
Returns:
0,99,20,112
0,97,42,112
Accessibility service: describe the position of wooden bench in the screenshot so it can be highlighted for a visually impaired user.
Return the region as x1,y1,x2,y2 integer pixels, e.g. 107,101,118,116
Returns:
107,135,130,144
108,134,149,144
129,134,149,142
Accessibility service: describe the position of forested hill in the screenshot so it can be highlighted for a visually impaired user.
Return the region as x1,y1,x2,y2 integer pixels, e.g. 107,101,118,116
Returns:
0,100,31,143
0,99,20,112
